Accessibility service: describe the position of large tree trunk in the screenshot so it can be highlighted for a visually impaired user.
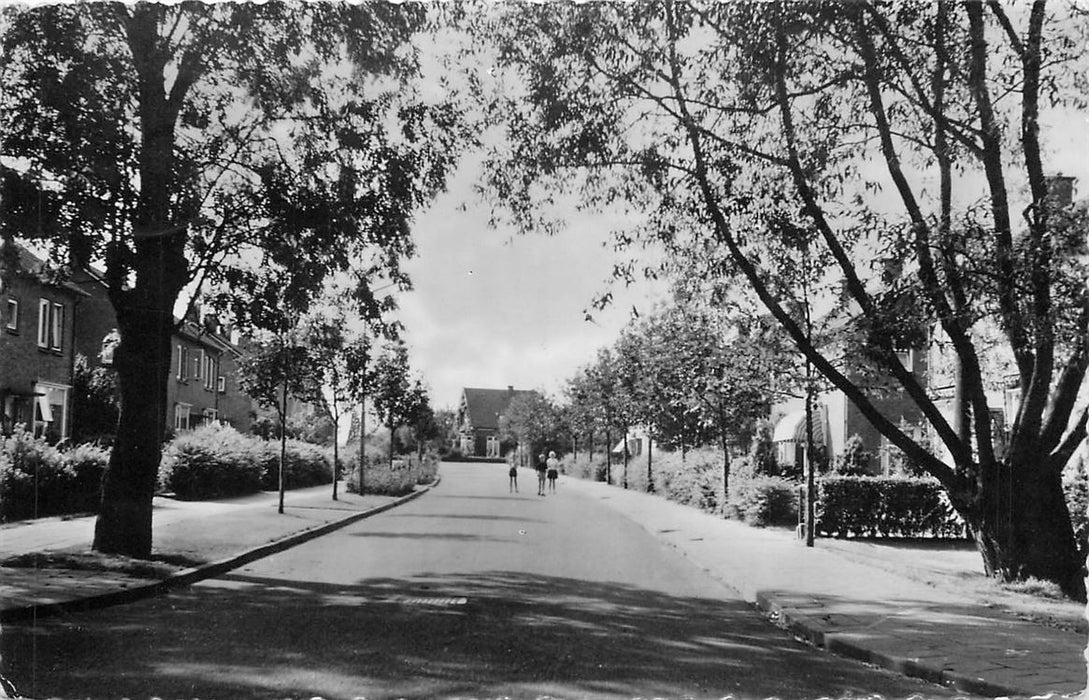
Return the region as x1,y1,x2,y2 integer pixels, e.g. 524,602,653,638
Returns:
92,21,187,555
951,458,1086,602
92,304,172,557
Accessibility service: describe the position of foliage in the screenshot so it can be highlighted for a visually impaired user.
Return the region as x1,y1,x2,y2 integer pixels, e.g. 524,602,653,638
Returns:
345,451,438,497
499,391,565,457
159,423,331,499
0,428,108,521
1,2,463,557
833,434,874,476
729,477,799,528
816,476,965,539
70,354,119,446
370,341,431,460
473,2,1089,598
748,421,781,478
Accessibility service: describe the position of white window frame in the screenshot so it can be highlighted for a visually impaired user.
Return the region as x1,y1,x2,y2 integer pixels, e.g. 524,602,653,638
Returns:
37,298,50,348
217,375,226,393
50,302,63,351
204,354,216,390
6,297,18,332
177,345,189,381
174,402,191,431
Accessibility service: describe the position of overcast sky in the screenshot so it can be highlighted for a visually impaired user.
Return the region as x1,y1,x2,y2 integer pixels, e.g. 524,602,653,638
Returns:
397,156,669,411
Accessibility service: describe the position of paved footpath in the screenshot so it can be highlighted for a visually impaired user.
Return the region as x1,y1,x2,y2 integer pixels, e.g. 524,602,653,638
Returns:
558,474,1088,699
1,469,1087,699
0,483,426,621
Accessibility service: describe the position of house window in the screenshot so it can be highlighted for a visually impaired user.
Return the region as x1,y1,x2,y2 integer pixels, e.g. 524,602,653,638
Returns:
100,329,120,365
32,382,69,440
5,297,18,332
37,298,50,347
204,355,216,390
174,403,191,431
177,345,189,381
36,299,64,351
217,376,226,393
50,302,63,351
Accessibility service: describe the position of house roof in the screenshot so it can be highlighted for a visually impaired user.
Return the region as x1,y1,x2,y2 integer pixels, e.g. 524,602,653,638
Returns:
2,244,89,297
460,387,537,430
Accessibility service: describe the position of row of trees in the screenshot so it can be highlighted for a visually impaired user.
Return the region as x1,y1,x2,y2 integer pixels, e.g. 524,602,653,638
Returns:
471,2,1089,600
1,4,463,556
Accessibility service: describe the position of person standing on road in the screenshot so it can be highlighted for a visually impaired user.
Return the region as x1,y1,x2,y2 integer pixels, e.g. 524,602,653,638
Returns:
536,452,548,496
546,451,559,493
509,460,519,493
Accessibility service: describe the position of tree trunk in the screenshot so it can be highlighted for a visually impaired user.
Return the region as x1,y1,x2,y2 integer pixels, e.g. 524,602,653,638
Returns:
92,305,172,557
720,431,730,515
952,458,1086,602
359,400,367,494
331,412,339,501
605,429,612,484
645,435,654,493
278,380,287,515
621,424,629,489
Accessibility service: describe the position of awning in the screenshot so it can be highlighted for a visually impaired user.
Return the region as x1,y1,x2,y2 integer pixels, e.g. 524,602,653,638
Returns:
773,408,825,445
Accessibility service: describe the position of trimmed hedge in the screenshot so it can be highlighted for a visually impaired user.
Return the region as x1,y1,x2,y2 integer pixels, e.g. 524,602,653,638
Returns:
816,475,964,538
159,423,332,500
0,428,108,521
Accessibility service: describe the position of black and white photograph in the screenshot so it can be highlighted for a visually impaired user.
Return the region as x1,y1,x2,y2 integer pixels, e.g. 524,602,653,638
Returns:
0,2,1087,698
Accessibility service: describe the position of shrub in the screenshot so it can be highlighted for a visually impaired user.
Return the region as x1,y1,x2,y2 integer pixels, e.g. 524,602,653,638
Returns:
258,439,334,491
660,456,722,514
160,423,265,499
564,452,609,482
0,428,107,521
160,423,332,499
729,477,798,527
832,434,873,476
816,475,964,538
346,452,438,496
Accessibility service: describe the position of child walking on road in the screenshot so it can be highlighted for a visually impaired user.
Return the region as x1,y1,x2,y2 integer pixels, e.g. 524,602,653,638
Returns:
546,451,559,493
509,462,518,493
536,453,548,496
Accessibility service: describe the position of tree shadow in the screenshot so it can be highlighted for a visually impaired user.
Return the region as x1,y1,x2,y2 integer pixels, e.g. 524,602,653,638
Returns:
2,571,961,700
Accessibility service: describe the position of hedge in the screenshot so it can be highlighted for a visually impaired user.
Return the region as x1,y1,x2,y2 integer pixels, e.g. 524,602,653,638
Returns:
0,428,108,521
345,452,439,497
815,475,965,538
729,477,798,528
159,423,332,500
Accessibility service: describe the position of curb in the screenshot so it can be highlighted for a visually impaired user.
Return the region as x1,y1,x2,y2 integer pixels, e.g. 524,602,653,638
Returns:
752,591,1033,698
0,478,439,624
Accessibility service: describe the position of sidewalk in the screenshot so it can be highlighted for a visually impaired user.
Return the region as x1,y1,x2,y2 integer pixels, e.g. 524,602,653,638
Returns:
0,482,434,623
562,475,1088,699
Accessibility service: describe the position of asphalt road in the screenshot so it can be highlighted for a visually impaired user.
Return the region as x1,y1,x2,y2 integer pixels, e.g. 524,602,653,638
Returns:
1,462,964,699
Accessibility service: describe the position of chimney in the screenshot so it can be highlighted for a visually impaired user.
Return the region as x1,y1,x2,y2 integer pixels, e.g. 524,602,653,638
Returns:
508,385,514,396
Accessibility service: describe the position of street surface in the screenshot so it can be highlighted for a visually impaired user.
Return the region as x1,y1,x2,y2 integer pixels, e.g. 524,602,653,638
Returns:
1,462,964,699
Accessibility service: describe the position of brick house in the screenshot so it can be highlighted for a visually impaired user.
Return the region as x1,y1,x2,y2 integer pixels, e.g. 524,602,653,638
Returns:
456,386,537,458
70,268,251,438
0,246,86,440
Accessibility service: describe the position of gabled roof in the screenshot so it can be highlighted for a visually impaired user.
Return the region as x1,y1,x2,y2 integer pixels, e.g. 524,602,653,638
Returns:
2,243,88,297
460,386,537,430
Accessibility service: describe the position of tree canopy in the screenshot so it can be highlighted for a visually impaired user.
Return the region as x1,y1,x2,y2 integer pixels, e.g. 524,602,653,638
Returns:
473,1,1089,599
1,3,462,556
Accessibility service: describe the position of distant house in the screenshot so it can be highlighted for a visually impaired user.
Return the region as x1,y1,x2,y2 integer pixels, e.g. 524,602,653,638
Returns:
456,386,536,458
0,245,87,440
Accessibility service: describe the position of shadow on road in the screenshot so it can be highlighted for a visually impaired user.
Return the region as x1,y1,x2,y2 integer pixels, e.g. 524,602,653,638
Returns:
2,569,959,699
